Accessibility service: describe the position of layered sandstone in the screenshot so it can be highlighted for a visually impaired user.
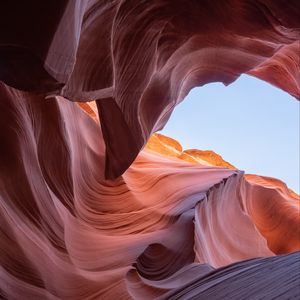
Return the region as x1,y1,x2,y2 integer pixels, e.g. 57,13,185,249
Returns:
0,1,300,299
1,0,299,178
0,83,299,299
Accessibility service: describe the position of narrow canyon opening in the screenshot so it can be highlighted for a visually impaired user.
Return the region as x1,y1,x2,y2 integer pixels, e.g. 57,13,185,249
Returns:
160,74,300,193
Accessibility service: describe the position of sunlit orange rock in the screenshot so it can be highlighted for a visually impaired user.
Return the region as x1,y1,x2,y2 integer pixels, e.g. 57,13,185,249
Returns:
146,133,300,259
0,82,299,299
1,1,300,299
146,133,236,169
77,101,99,122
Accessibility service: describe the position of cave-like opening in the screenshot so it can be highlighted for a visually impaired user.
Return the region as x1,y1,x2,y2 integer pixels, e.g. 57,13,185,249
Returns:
160,74,300,193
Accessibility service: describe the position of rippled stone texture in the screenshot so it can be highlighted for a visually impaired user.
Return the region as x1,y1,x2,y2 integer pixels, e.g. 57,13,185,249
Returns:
0,83,299,299
1,0,299,178
0,1,300,299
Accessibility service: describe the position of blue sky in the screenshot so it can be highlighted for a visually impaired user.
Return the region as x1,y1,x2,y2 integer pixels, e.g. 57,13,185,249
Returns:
160,75,300,193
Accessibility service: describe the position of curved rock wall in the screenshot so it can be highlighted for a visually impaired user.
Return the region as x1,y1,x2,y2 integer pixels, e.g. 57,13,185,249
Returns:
0,83,299,299
0,1,299,299
1,0,299,178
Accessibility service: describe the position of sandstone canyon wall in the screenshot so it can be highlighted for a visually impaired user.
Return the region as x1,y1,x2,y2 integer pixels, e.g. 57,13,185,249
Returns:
0,1,300,299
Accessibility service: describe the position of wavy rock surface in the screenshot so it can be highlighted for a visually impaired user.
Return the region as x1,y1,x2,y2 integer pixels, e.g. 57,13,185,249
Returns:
1,1,300,299
0,83,299,299
1,1,300,178
158,252,300,300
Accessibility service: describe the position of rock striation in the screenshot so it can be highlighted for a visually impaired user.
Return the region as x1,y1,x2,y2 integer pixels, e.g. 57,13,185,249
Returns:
1,0,299,178
0,82,299,299
0,1,300,299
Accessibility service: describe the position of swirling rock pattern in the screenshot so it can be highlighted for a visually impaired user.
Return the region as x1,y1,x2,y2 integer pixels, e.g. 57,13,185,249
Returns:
1,0,299,178
0,82,299,299
1,1,300,299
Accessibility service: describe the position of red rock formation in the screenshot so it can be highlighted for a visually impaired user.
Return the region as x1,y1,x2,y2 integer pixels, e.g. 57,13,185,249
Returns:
127,252,300,300
1,0,299,178
146,133,236,168
1,1,300,299
0,82,299,299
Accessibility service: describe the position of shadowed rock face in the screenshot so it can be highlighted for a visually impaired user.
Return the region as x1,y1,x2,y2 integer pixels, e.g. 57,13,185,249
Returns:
157,252,300,300
0,1,300,299
0,83,299,299
1,0,299,178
